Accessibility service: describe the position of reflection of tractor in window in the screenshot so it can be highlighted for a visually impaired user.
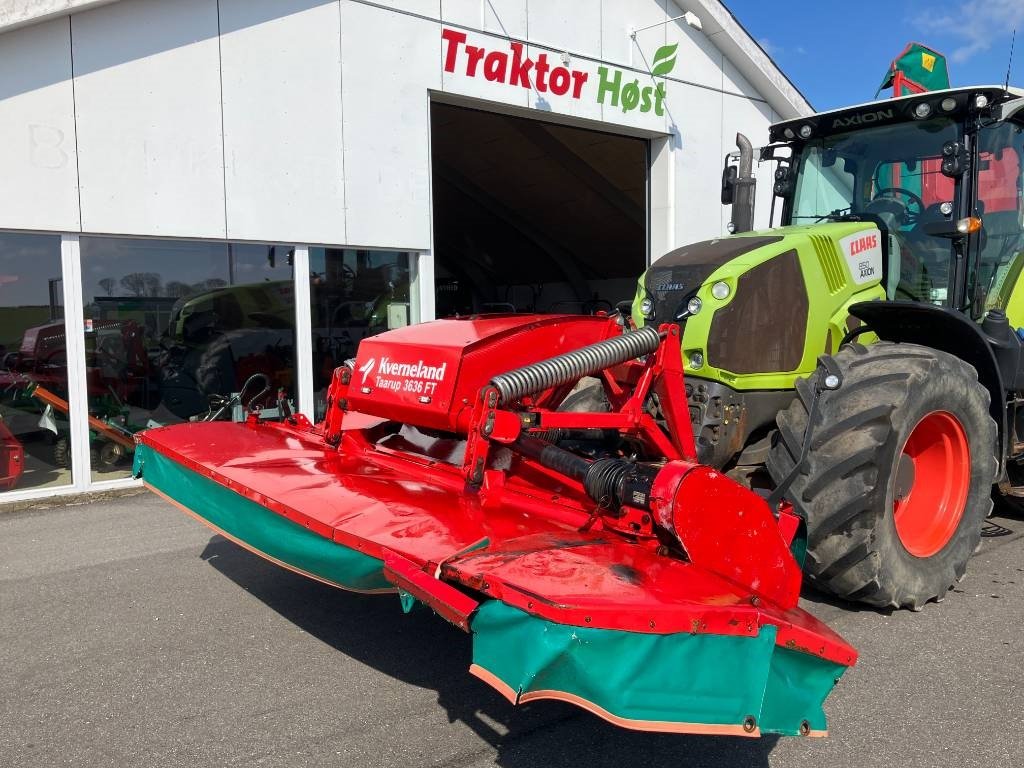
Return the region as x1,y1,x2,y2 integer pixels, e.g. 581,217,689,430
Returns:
311,259,411,394
158,282,297,419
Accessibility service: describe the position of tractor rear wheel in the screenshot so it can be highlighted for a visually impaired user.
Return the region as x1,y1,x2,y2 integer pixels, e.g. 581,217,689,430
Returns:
767,342,997,610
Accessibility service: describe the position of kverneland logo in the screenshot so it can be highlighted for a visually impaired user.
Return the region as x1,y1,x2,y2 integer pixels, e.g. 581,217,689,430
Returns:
441,28,675,117
379,357,448,382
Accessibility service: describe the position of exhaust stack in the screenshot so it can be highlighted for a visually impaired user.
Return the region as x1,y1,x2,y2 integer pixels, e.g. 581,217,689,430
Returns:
722,133,757,233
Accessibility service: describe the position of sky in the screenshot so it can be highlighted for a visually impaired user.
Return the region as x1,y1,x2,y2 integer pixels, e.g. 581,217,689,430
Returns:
724,0,1024,111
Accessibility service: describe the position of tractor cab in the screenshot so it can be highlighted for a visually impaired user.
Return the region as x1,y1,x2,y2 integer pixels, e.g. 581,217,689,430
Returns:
768,86,1024,323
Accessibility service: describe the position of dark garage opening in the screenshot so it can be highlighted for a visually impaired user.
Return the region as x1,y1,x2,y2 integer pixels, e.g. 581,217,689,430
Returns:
430,102,648,317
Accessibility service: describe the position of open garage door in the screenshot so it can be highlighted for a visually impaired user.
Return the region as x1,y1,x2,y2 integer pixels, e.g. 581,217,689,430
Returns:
430,102,647,317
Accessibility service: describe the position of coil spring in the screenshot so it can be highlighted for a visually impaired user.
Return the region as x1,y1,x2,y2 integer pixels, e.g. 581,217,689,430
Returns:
490,325,661,404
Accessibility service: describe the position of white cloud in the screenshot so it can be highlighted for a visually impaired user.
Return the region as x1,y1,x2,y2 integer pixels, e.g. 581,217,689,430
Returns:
917,0,1024,63
758,37,781,57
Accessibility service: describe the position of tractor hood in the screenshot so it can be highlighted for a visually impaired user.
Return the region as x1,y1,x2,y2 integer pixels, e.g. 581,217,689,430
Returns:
635,222,888,392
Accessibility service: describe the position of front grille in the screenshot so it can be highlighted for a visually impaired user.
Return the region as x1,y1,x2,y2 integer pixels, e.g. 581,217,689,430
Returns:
644,264,716,323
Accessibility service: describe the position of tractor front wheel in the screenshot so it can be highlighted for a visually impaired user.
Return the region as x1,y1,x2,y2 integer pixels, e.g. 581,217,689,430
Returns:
767,342,997,610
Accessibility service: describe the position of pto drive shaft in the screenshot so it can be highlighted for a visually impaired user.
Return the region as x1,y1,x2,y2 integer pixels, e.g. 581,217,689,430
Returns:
510,435,658,512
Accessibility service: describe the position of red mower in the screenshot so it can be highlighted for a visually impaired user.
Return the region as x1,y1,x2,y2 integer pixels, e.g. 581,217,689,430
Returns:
134,314,856,737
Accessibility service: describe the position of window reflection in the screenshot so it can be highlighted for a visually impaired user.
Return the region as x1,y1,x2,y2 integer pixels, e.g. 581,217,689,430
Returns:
0,234,70,493
309,248,412,419
81,238,297,481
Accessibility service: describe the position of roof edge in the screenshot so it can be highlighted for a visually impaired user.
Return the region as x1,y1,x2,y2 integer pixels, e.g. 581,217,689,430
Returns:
0,0,119,34
675,0,813,120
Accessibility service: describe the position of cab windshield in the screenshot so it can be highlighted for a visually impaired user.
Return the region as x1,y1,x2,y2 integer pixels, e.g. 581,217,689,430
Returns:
790,118,961,305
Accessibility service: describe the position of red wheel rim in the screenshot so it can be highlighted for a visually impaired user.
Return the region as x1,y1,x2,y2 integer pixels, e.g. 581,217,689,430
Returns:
893,411,971,558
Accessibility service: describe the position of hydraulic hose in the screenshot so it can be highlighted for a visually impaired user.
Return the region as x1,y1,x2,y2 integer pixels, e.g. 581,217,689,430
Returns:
490,325,661,405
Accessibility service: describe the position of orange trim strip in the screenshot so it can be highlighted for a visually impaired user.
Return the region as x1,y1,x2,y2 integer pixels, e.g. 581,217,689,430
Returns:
33,385,136,449
468,664,762,737
147,483,396,596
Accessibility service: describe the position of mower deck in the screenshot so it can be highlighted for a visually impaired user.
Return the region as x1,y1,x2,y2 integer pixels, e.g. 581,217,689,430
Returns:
135,418,854,737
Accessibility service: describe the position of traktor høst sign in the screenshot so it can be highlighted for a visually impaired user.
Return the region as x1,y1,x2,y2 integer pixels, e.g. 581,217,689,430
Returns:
441,28,676,117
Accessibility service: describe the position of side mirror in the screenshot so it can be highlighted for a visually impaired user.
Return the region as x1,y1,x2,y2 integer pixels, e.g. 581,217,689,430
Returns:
721,164,738,204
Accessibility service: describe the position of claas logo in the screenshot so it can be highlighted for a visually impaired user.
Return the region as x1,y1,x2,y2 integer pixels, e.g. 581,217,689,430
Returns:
849,234,879,256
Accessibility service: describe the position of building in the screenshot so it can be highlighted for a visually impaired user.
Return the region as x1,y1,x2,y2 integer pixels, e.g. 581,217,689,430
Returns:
0,0,809,502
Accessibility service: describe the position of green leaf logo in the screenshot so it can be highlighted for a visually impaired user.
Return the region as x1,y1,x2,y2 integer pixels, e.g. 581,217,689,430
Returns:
651,43,678,76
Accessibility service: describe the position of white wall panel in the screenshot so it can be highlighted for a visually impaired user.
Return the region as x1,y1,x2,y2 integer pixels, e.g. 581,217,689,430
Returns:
649,134,673,260
440,0,479,29
723,56,759,98
601,0,665,69
382,0,440,19
441,0,526,38
672,83,723,246
72,0,225,238
527,0,600,58
751,109,780,231
664,0,723,91
484,0,526,38
341,1,439,248
0,18,80,231
220,0,346,244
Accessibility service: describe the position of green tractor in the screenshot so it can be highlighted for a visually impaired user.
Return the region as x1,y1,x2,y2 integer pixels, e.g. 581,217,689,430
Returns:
630,85,1024,610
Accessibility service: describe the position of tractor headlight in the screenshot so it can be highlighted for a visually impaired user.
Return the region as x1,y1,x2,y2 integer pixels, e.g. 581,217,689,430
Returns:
940,97,957,112
640,297,655,318
912,101,932,119
686,297,702,316
974,93,990,109
689,351,704,369
711,281,730,300
798,124,813,139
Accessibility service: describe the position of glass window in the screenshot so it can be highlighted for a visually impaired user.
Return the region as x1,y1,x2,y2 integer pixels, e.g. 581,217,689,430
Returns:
309,248,412,419
791,118,961,305
80,238,296,481
973,120,1024,315
0,233,71,494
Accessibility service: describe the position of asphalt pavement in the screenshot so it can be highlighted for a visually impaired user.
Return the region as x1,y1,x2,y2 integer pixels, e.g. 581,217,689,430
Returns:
1,490,1022,768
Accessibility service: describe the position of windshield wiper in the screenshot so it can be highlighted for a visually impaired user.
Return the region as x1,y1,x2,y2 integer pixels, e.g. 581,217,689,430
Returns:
791,207,854,222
